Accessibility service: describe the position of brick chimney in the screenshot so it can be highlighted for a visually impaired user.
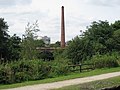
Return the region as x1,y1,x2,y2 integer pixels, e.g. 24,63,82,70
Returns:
61,6,65,48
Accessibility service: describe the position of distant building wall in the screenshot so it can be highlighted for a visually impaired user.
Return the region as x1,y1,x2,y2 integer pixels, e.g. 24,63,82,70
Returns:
41,36,50,45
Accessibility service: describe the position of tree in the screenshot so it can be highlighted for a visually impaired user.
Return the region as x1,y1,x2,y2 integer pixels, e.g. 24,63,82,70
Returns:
8,34,21,60
84,20,114,53
112,29,120,51
66,36,83,64
0,18,9,61
0,18,22,62
54,41,60,47
21,20,40,60
50,41,61,47
38,51,54,61
34,39,45,48
25,20,40,39
66,36,96,64
111,20,120,30
105,21,120,52
66,20,120,64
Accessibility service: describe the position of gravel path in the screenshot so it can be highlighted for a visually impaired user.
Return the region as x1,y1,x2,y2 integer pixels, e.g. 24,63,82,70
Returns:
6,71,120,90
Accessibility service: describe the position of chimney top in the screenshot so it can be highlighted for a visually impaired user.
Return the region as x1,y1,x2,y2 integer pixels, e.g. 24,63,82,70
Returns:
61,6,65,48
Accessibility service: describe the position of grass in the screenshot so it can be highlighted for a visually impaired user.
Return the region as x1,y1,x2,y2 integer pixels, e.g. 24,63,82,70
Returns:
54,76,120,90
0,67,120,89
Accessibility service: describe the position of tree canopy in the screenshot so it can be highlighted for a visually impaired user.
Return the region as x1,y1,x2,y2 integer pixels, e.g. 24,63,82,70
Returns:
0,18,21,61
0,18,10,60
66,20,120,64
21,21,41,60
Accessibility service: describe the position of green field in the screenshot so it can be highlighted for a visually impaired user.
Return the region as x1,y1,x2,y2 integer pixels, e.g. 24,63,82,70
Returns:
54,76,120,90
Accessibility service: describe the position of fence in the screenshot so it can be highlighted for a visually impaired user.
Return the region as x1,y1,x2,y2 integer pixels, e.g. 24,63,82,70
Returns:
68,63,95,72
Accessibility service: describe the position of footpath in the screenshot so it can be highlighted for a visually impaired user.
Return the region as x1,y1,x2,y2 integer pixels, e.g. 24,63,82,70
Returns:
6,71,120,90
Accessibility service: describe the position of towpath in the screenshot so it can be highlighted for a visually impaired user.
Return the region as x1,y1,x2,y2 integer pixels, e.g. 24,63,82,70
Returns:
6,71,120,90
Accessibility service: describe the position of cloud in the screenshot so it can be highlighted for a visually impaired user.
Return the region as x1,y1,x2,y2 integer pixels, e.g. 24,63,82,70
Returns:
1,0,120,43
0,0,32,7
84,0,120,7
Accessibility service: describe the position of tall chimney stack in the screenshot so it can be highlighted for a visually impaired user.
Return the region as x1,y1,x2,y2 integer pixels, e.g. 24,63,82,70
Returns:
61,6,65,48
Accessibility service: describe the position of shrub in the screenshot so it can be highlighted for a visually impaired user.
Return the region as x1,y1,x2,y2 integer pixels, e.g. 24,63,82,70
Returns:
0,64,13,84
11,60,51,81
89,54,119,68
0,58,70,84
14,72,29,83
36,61,51,79
49,58,70,77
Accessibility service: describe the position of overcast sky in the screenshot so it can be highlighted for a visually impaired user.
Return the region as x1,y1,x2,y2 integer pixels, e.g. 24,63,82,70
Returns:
0,0,120,43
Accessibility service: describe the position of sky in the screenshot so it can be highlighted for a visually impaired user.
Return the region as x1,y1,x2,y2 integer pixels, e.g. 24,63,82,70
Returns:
0,0,120,43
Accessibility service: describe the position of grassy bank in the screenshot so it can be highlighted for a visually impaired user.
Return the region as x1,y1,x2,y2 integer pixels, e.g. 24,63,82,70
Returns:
55,76,120,90
0,67,120,89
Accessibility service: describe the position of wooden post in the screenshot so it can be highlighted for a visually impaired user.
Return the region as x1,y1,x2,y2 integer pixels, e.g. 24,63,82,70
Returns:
80,64,82,72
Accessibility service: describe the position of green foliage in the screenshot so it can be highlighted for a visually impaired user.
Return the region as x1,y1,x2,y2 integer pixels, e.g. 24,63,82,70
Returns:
50,41,61,47
0,64,13,84
0,18,21,62
0,58,70,84
11,60,51,82
38,51,54,61
15,72,29,83
111,20,120,30
25,20,40,38
8,34,21,60
1,67,120,89
34,40,45,47
112,29,120,50
53,48,66,58
49,58,70,77
66,36,82,64
21,21,40,60
0,18,9,61
66,36,93,64
66,20,120,64
21,39,39,60
89,54,119,68
84,20,115,53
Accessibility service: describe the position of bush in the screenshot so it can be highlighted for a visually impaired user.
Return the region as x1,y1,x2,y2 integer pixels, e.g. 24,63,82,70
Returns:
36,61,51,79
49,58,70,77
14,72,29,83
11,60,51,81
0,64,13,84
0,58,70,84
89,54,119,68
